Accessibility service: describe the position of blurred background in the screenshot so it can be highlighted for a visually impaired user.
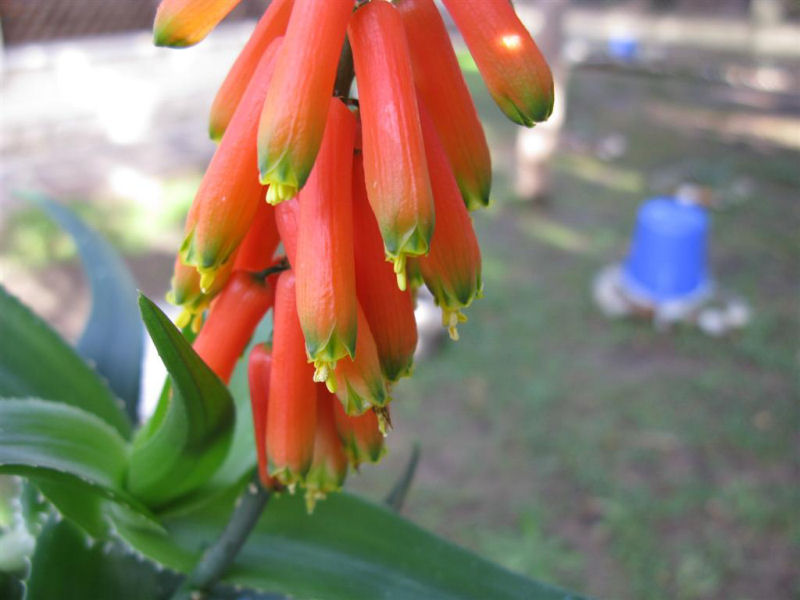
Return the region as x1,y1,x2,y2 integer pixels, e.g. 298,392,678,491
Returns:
1,1,798,598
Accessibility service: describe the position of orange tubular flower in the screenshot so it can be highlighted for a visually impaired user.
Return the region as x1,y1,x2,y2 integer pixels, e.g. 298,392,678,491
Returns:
332,400,385,468
180,37,281,291
395,0,492,210
209,0,294,141
305,386,349,512
441,0,553,127
274,195,300,263
352,155,417,382
295,99,358,383
329,303,388,415
274,191,385,414
167,253,235,332
153,0,243,48
349,0,435,290
267,270,317,488
192,271,276,383
248,344,278,489
233,199,280,272
257,0,354,204
417,102,483,341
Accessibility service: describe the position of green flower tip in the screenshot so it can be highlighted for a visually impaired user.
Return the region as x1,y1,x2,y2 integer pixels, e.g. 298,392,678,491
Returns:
208,121,225,144
152,23,193,49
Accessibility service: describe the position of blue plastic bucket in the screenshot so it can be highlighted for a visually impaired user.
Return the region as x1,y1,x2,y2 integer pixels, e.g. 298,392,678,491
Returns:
622,197,710,303
608,36,639,62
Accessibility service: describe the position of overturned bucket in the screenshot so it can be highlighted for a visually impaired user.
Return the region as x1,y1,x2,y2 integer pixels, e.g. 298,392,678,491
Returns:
622,197,712,306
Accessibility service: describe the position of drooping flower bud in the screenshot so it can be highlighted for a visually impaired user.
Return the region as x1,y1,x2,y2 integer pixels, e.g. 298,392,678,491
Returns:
305,386,349,512
295,99,358,383
257,0,353,204
267,270,317,488
209,0,294,141
274,193,386,414
416,101,483,341
396,0,492,210
192,270,276,383
352,155,417,382
153,0,243,48
248,344,278,489
328,303,388,415
167,253,235,333
232,199,281,272
441,0,553,127
180,37,282,291
332,400,385,468
349,0,435,291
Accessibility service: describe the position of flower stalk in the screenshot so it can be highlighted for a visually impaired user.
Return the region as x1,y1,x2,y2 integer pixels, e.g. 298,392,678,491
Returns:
170,473,270,600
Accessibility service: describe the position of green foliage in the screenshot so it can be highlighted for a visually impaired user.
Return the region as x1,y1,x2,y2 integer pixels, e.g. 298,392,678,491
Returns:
0,399,128,493
26,517,176,600
26,192,144,422
114,488,580,600
0,287,131,438
127,296,235,508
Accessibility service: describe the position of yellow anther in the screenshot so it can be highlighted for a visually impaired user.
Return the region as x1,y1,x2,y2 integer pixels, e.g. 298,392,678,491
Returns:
199,268,216,293
190,312,204,334
325,373,338,394
375,406,392,437
443,309,467,341
304,488,325,514
313,361,330,383
393,254,407,291
265,182,297,206
175,308,192,330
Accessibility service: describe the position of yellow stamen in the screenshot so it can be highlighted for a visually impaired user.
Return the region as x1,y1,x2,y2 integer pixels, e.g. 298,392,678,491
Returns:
375,406,392,437
393,253,407,291
199,268,216,293
442,309,468,341
314,359,338,394
305,488,325,514
175,308,192,329
190,312,204,334
313,360,331,383
265,182,297,206
325,374,338,394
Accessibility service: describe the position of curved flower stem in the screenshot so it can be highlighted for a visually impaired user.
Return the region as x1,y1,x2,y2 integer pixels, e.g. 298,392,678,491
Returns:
333,36,354,99
170,473,271,600
253,256,291,281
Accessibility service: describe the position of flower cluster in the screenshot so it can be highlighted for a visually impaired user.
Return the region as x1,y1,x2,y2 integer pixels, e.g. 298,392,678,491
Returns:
157,0,552,509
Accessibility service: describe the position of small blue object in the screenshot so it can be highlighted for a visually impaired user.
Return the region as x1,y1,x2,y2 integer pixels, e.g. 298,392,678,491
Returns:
622,197,711,304
608,37,639,62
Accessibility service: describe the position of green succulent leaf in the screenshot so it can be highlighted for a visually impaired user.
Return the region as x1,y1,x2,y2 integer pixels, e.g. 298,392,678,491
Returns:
0,398,156,531
26,517,177,600
128,295,235,509
114,489,584,600
0,286,132,438
0,398,127,489
26,191,144,424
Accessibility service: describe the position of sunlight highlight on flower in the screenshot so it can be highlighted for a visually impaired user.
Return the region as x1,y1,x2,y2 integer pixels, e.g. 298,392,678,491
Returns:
500,33,522,50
